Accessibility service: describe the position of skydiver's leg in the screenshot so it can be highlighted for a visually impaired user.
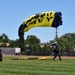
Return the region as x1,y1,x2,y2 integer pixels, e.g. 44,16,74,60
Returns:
53,53,57,60
58,53,62,61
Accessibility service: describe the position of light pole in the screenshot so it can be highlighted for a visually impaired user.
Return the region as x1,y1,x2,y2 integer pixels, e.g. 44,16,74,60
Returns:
55,27,58,42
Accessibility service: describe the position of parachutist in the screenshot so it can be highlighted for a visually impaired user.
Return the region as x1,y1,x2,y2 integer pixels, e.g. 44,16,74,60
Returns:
0,49,3,62
52,45,62,61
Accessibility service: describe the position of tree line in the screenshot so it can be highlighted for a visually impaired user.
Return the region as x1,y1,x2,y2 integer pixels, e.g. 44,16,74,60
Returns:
0,33,75,52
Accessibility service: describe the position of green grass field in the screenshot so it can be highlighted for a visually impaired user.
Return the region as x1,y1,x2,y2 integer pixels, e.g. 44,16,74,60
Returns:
0,55,75,75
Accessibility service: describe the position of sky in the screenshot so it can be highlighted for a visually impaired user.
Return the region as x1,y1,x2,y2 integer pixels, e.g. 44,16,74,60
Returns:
0,0,75,43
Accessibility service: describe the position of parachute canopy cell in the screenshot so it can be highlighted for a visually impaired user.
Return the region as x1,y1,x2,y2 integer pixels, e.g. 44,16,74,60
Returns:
18,11,62,37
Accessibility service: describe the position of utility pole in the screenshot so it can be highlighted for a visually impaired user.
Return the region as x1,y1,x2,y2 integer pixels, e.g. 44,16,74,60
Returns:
55,27,58,42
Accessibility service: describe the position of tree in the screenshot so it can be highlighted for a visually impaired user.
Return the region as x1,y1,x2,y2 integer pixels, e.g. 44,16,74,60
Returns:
42,44,50,51
0,33,9,43
58,33,75,51
2,33,9,42
25,35,40,51
26,35,40,44
0,33,10,47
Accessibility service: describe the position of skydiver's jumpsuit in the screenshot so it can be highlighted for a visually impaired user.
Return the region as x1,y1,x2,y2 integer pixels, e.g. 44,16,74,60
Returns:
53,46,62,60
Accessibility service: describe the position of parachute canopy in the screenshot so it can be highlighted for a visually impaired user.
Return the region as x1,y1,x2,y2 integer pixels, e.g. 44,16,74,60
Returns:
18,11,62,37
